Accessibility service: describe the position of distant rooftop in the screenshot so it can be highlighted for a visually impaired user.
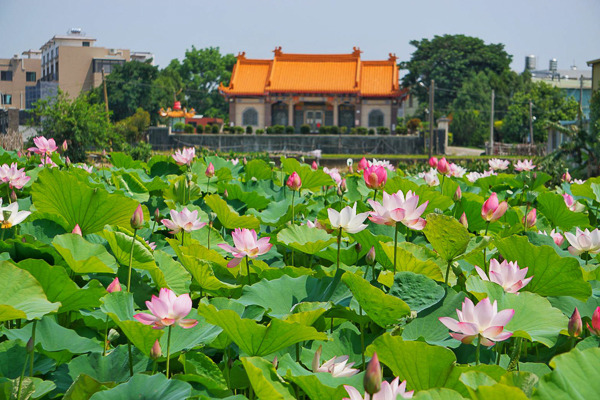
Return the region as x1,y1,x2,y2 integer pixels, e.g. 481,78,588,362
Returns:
40,29,97,50
530,68,591,80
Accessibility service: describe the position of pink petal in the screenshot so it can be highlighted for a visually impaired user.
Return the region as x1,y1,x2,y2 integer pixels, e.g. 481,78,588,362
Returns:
439,317,461,332
490,308,515,327
450,332,477,344
227,257,243,268
172,293,192,319
178,318,199,329
458,322,479,335
134,313,157,325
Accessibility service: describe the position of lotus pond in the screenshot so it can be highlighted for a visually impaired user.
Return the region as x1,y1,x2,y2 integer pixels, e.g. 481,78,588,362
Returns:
1,139,599,399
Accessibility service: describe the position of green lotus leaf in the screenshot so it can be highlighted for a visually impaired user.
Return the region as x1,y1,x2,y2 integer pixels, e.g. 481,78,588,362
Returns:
179,352,228,392
536,192,590,230
52,234,118,274
0,261,60,321
31,168,148,235
412,388,467,400
341,272,411,328
0,340,56,379
424,213,470,262
281,157,333,189
388,271,445,313
379,242,444,281
277,224,336,255
100,228,158,272
153,250,192,295
223,182,271,210
241,356,295,400
63,374,117,400
245,159,273,181
89,373,192,400
205,194,260,229
495,235,591,301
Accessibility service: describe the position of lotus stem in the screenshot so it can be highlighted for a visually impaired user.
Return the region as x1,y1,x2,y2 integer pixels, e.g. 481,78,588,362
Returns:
483,222,490,275
128,341,133,377
441,175,446,193
291,190,295,266
373,189,378,201
445,260,452,286
393,223,399,274
336,228,342,272
17,352,29,400
359,306,365,370
166,325,173,377
29,320,37,377
103,315,109,356
507,337,523,372
6,185,11,204
475,334,481,365
127,229,138,292
496,341,502,365
245,255,251,286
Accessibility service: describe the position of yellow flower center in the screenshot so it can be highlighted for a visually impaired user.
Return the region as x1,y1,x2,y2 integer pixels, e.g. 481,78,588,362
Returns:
1,221,12,229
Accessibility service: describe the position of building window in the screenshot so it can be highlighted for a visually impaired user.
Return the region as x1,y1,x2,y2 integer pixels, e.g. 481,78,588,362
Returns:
82,42,90,47
26,72,36,82
1,71,13,81
2,94,12,105
242,108,258,126
368,109,384,127
93,59,125,74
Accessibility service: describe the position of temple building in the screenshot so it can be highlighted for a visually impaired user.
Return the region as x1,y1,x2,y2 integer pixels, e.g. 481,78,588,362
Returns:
219,48,405,132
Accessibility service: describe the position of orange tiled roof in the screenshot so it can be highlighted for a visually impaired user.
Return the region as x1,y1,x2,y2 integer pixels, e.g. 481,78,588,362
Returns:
219,48,401,97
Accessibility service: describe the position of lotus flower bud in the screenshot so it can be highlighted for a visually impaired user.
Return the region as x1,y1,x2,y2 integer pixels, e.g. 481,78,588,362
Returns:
108,329,120,342
523,208,536,228
107,277,122,293
10,190,17,203
364,352,382,395
454,186,462,201
437,158,449,174
481,193,508,222
102,149,107,157
357,157,369,172
340,179,347,193
26,337,34,353
286,172,302,191
562,170,571,183
130,204,144,230
272,356,278,369
460,213,468,229
337,187,343,197
150,339,162,360
311,161,318,170
569,308,582,338
224,189,229,198
65,156,71,166
429,157,438,168
243,157,248,166
62,140,68,152
154,208,160,221
348,165,354,174
72,224,83,236
366,246,376,266
17,150,22,158
355,243,362,254
587,306,600,336
205,162,215,178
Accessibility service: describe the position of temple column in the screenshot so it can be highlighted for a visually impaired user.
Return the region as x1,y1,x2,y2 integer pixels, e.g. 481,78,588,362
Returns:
229,99,236,127
264,99,271,129
333,97,339,126
288,97,294,128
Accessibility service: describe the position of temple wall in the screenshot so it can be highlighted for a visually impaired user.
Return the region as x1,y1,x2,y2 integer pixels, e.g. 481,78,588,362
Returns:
233,98,265,128
360,100,393,129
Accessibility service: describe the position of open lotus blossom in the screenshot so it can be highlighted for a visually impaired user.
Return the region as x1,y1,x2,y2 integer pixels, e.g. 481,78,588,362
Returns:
0,200,31,229
446,163,467,178
134,288,198,329
573,179,585,185
587,306,600,336
28,136,58,155
312,346,359,378
344,378,414,400
419,168,439,186
563,194,577,211
475,259,533,294
368,158,395,172
368,190,428,230
514,159,535,172
39,156,57,168
439,297,514,346
565,228,600,256
323,167,342,185
328,203,369,234
0,163,30,189
146,240,157,250
161,207,207,234
218,228,273,268
76,164,93,173
489,159,510,171
538,229,564,246
481,192,508,223
306,218,326,230
230,158,239,165
363,165,387,190
466,170,496,183
172,147,195,166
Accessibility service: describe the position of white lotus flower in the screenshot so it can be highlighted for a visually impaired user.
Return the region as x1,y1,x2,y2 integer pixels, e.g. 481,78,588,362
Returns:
328,203,369,234
0,200,31,229
565,228,600,256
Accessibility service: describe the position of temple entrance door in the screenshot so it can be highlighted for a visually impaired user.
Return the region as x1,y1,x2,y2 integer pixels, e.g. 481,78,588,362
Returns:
305,110,323,132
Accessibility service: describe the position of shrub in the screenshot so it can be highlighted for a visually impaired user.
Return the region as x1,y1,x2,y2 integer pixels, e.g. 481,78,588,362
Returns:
212,124,220,134
350,127,357,135
330,126,339,135
183,124,195,134
273,125,285,134
368,128,376,135
285,125,295,134
377,126,390,135
129,142,153,161
234,126,244,134
256,129,265,135
395,124,408,135
318,126,331,134
266,127,274,134
448,132,453,145
300,124,311,134
173,122,185,132
407,118,422,131
357,127,368,135
196,124,204,134
340,126,348,134
246,126,253,134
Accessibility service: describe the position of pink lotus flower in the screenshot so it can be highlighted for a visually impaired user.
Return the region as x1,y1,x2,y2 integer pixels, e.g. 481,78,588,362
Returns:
130,204,144,230
454,186,462,201
439,297,514,346
146,240,157,250
161,208,207,234
481,193,508,223
563,194,577,211
460,212,468,229
323,167,342,185
364,353,382,395
562,170,572,182
28,136,58,156
344,378,414,400
150,339,162,360
368,159,395,172
587,307,600,336
39,156,57,168
286,172,302,191
311,161,318,170
230,158,239,166
538,229,564,246
312,346,359,378
172,147,195,166
62,140,68,152
475,259,533,294
429,157,438,168
305,218,326,230
72,224,82,236
218,228,273,268
568,308,582,337
363,165,387,190
328,203,369,234
437,158,449,174
368,190,428,230
205,162,215,178
488,158,509,171
522,208,536,228
565,228,600,256
76,164,93,173
446,163,467,178
106,277,122,293
357,157,369,172
134,288,198,329
0,163,30,189
514,159,535,172
420,169,439,186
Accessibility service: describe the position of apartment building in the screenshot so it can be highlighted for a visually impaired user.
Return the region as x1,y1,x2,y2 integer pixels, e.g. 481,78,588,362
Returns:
0,50,41,109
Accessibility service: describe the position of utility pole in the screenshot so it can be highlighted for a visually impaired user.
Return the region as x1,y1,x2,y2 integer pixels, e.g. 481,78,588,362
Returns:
102,68,109,122
489,89,495,155
428,79,434,158
529,100,534,145
579,75,584,121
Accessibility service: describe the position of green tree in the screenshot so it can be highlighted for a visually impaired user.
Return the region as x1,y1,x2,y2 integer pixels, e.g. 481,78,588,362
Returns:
168,46,236,119
451,72,492,147
114,108,151,145
501,81,579,143
401,34,512,112
29,90,113,162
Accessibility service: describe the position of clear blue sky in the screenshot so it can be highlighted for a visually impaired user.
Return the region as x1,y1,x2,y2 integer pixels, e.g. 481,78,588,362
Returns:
1,0,598,73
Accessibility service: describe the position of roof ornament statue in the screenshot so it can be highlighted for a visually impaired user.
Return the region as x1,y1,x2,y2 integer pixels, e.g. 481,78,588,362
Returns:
158,101,196,118
273,46,283,57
